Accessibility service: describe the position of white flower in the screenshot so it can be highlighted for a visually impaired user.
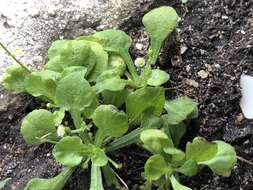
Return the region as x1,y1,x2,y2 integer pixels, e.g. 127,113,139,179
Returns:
134,57,145,68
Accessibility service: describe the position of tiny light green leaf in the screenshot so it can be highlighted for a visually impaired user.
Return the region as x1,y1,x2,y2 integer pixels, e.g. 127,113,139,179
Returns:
140,129,173,154
91,105,128,138
25,70,61,101
200,141,237,176
88,144,108,167
25,167,74,190
107,54,126,76
0,178,11,188
126,87,165,122
55,71,95,110
164,97,198,125
176,160,198,177
3,64,30,93
144,154,170,181
186,137,218,162
169,175,192,190
143,6,178,65
53,136,86,167
147,69,170,86
21,109,57,145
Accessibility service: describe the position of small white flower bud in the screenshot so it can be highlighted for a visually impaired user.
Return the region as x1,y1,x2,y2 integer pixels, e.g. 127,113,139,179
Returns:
57,125,66,137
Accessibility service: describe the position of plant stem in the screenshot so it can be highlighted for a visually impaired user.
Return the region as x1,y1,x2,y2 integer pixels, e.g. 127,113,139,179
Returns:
95,129,105,147
0,42,31,73
121,52,139,82
70,109,92,144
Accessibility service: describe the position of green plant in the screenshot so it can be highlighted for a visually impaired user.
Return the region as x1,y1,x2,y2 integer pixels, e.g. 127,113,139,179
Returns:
1,6,236,190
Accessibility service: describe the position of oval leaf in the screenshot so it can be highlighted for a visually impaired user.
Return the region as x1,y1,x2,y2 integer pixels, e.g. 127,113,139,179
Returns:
53,136,86,167
200,141,237,176
91,105,128,138
55,71,95,110
143,6,178,65
21,109,57,145
147,69,170,86
3,64,30,93
164,97,198,125
144,154,170,181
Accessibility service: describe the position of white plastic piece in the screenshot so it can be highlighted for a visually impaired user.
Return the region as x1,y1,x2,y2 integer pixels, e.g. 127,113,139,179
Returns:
240,74,253,119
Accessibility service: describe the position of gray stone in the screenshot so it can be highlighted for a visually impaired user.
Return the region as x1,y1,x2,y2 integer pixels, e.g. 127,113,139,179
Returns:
0,0,154,79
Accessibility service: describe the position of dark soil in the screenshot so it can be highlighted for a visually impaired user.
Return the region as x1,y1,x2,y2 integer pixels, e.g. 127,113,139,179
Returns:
1,0,253,190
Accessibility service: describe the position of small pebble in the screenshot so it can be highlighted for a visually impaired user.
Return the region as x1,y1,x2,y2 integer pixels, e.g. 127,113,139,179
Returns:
198,70,209,79
186,65,191,72
135,43,143,50
180,45,188,54
185,79,199,88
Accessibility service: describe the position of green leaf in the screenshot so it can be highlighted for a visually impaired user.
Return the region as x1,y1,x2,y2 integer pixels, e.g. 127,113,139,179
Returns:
144,154,170,181
89,164,104,190
25,167,74,190
21,109,57,145
200,141,237,176
91,105,128,138
45,40,96,74
90,29,138,80
53,108,65,126
47,40,69,59
126,87,165,122
107,114,162,152
55,71,95,110
95,70,130,93
164,122,187,147
169,175,192,190
147,69,170,86
143,6,178,65
88,144,108,167
25,70,61,101
0,178,11,188
164,97,198,125
61,66,87,78
176,160,198,177
3,64,30,93
53,136,86,167
163,147,185,162
108,54,126,76
140,129,173,154
102,89,131,108
186,137,218,162
92,29,132,56
83,97,98,118
84,41,109,82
